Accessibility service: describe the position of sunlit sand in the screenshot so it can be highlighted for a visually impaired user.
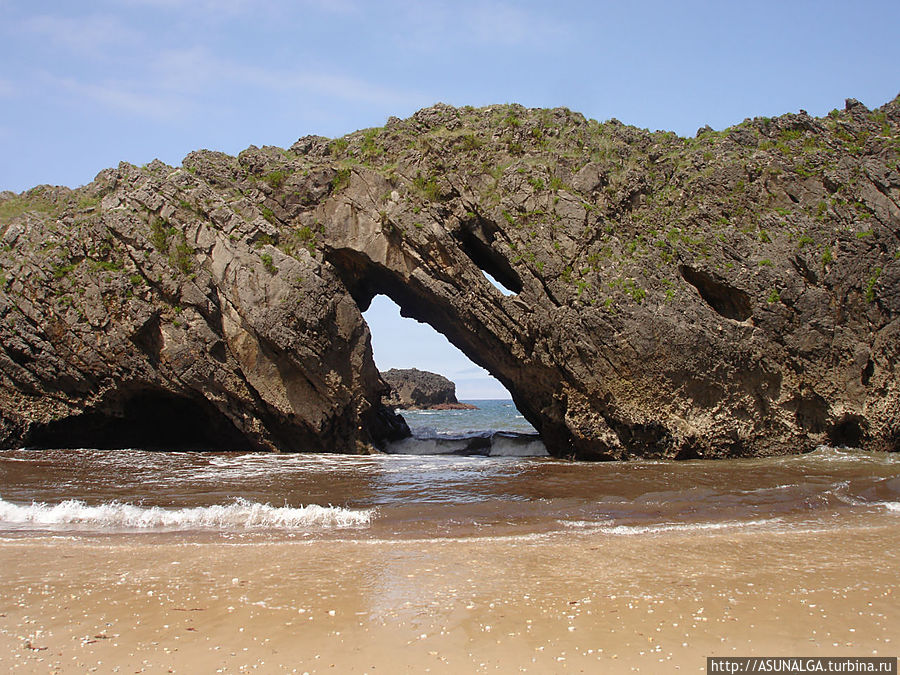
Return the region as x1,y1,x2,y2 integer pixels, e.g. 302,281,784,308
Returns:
2,522,896,673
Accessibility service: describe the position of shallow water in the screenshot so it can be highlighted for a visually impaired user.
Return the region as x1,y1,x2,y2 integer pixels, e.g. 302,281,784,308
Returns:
2,399,898,540
1,444,897,541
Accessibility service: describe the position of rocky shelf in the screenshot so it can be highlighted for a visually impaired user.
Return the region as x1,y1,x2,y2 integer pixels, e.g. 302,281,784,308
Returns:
380,368,478,410
0,96,898,458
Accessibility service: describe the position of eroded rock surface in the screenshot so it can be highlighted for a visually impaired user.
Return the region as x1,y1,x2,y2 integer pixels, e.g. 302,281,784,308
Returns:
381,368,475,410
1,96,898,458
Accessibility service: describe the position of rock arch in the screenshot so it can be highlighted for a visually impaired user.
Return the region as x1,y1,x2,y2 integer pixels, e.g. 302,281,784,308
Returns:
2,100,898,458
319,178,572,455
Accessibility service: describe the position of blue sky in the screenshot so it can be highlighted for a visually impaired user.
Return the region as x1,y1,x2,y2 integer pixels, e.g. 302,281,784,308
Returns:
2,0,898,398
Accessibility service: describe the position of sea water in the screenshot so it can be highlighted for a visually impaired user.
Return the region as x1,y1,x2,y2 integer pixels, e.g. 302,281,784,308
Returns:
386,399,547,457
0,399,898,541
400,399,539,436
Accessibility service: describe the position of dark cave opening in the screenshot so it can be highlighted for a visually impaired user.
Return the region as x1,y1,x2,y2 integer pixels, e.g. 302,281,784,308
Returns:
862,359,874,386
679,265,753,321
827,414,867,449
24,389,253,451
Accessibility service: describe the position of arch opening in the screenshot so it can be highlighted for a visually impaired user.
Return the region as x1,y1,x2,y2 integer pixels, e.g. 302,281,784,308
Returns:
362,294,544,455
325,246,553,452
481,270,517,296
364,294,514,402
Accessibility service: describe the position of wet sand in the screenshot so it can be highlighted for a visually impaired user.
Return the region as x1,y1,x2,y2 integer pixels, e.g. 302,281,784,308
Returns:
1,523,897,673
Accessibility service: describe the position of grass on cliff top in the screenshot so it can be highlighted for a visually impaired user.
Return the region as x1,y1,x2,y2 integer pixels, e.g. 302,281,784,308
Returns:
0,188,61,225
205,99,897,221
0,184,106,229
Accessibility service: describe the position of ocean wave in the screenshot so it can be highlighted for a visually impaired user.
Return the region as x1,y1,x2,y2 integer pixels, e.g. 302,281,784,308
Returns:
562,518,778,535
387,431,547,457
490,436,548,457
0,496,373,531
803,446,900,464
385,437,477,455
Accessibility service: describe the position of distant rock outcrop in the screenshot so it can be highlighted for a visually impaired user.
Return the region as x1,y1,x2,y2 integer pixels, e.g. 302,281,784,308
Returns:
381,368,477,410
1,96,898,458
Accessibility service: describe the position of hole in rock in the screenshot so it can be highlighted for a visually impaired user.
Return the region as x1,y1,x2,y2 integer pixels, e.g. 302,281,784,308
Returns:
862,359,874,386
365,295,514,402
679,265,753,321
673,441,702,460
482,269,516,296
827,414,867,448
453,221,522,295
363,295,542,451
326,247,544,453
25,389,253,451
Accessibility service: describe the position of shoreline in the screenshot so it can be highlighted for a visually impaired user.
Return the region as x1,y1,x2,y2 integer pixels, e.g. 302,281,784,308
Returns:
2,523,897,673
393,401,480,411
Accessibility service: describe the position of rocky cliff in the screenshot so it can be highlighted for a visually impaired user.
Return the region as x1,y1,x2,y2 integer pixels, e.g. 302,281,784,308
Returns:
1,96,898,458
381,368,475,409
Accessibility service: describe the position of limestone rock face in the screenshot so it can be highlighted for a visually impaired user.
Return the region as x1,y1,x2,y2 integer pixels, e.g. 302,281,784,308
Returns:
1,96,899,458
0,165,409,453
380,368,474,409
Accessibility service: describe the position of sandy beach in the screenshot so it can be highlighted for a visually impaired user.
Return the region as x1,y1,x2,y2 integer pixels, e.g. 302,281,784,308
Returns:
2,521,897,674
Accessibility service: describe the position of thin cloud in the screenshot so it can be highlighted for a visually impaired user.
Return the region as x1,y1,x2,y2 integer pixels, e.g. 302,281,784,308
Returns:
118,0,254,13
32,45,429,122
44,74,186,120
120,0,359,16
393,0,569,51
151,46,430,108
281,71,430,108
467,1,567,46
149,46,223,94
21,13,141,56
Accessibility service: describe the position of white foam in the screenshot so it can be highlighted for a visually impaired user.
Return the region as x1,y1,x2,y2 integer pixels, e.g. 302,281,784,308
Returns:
563,518,778,535
880,502,900,512
0,496,372,531
384,437,474,455
489,437,548,457
805,446,900,464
